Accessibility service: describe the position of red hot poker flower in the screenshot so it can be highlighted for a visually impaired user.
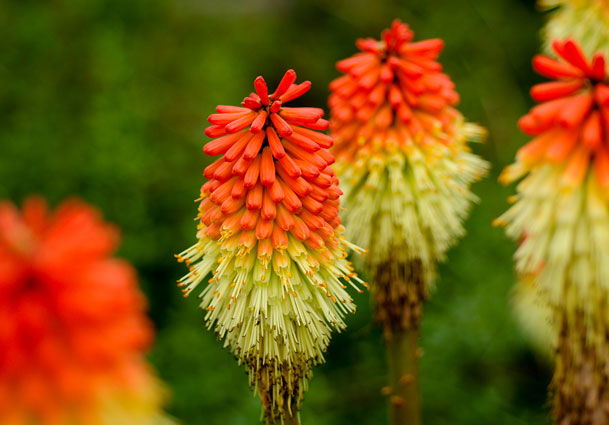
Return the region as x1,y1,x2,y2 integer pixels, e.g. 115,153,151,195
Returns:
0,197,171,425
503,38,609,188
328,20,488,333
497,39,609,425
177,69,365,423
329,21,488,422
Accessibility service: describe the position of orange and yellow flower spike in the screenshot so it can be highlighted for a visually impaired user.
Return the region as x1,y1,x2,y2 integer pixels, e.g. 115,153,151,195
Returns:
498,39,609,423
0,197,174,425
177,69,365,424
540,0,609,57
329,20,488,333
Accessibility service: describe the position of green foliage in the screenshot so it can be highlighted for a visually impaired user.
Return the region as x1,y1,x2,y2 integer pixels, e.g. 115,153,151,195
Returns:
0,0,551,423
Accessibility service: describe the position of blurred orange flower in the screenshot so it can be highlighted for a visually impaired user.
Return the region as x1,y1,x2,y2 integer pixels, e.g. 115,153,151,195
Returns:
0,197,172,425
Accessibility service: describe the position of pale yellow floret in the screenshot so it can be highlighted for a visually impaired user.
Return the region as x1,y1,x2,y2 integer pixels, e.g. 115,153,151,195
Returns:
176,224,365,407
336,121,489,288
499,163,609,353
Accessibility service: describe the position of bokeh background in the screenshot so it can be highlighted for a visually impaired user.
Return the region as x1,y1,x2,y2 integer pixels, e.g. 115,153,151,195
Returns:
1,0,553,423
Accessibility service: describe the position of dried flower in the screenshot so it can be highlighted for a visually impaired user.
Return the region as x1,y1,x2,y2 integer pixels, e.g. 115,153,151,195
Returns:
498,39,609,424
176,70,365,423
0,197,173,425
329,19,488,333
540,0,609,57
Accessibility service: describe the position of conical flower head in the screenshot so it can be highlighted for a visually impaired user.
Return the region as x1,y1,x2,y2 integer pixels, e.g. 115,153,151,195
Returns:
177,70,365,422
329,19,488,328
540,0,609,58
0,197,173,425
498,40,609,423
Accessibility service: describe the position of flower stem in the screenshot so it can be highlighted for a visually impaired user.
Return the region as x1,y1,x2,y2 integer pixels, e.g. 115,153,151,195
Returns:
373,260,425,425
552,308,609,424
385,327,421,425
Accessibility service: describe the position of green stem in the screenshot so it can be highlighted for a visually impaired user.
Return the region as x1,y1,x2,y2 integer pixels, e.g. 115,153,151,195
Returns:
385,327,421,425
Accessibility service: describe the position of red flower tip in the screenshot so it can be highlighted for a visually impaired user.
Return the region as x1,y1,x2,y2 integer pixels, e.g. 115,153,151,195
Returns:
273,69,297,98
382,19,415,54
329,20,462,155
533,38,605,81
205,70,321,149
200,71,343,252
519,39,609,187
254,76,270,105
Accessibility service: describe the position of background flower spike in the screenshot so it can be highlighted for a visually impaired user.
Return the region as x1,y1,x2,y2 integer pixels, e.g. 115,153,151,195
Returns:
177,69,366,424
329,19,488,425
498,39,609,424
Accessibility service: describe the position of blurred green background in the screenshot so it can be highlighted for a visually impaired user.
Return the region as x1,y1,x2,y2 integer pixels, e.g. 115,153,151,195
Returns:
0,0,552,423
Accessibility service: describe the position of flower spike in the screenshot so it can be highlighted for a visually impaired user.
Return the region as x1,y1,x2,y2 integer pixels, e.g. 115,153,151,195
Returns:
329,20,488,424
329,19,488,334
177,70,365,424
498,39,609,424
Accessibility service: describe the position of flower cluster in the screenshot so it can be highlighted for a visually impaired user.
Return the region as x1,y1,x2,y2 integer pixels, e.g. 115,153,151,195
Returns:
498,39,609,423
540,0,609,58
0,198,172,425
329,19,487,331
176,70,365,422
